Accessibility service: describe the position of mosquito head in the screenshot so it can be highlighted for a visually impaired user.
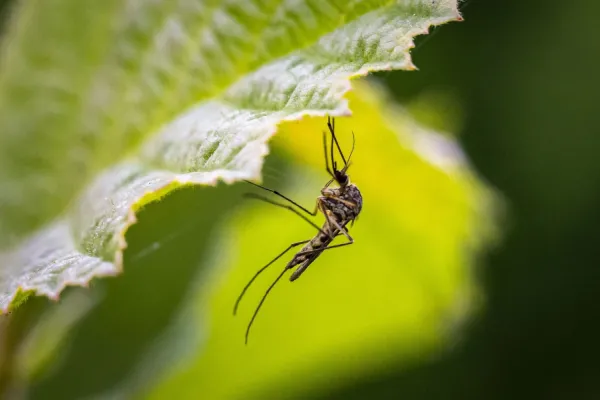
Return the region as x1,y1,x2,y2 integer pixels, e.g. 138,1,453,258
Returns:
332,160,349,187
324,116,355,188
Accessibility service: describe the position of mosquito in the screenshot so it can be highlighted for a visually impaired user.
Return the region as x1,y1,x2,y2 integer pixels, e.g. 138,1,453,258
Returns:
233,116,363,344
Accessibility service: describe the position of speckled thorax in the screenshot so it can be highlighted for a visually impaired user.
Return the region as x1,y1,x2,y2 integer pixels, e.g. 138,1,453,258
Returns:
321,183,363,223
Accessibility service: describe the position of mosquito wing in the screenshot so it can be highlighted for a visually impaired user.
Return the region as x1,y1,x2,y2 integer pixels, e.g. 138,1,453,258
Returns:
289,251,323,281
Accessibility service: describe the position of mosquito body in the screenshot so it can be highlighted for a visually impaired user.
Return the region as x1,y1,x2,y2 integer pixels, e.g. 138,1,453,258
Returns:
234,117,362,344
287,183,362,281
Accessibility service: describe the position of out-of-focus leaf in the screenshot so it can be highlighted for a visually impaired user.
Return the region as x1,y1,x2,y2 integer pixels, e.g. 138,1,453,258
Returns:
146,81,496,399
15,291,98,382
28,184,244,399
0,0,462,311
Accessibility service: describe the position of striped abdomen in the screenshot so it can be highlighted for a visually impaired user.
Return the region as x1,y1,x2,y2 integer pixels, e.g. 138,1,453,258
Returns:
287,225,336,281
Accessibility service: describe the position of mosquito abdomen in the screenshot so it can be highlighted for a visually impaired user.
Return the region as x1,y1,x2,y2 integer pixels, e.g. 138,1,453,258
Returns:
289,257,316,281
287,230,332,281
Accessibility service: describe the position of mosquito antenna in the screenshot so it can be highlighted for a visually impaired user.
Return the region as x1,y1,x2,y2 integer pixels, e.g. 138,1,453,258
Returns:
327,117,348,167
338,131,356,175
245,266,288,344
347,131,356,162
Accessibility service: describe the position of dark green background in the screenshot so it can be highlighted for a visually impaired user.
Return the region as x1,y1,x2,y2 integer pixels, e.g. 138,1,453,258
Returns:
323,0,600,398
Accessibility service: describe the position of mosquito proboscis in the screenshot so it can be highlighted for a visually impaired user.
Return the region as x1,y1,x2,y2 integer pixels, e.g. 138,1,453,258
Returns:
233,117,363,344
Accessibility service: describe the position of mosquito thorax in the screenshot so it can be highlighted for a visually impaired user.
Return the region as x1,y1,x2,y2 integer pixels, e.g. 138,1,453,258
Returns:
343,183,363,216
322,183,362,221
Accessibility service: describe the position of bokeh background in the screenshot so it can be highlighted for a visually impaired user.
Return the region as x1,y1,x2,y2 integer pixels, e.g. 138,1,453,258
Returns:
2,0,600,399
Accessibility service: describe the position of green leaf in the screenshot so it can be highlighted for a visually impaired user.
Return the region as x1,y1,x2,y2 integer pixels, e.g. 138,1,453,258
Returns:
0,0,461,311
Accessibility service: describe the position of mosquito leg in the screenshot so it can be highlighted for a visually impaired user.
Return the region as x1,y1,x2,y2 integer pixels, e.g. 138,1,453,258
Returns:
296,239,354,258
316,196,357,236
319,193,357,210
323,130,333,177
244,193,329,237
325,210,353,242
245,264,288,345
320,205,339,238
328,116,347,166
322,177,334,191
289,241,354,281
244,180,317,216
295,214,354,259
233,239,310,316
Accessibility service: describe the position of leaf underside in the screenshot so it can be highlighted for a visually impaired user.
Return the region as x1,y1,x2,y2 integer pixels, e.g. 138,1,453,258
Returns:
0,0,461,311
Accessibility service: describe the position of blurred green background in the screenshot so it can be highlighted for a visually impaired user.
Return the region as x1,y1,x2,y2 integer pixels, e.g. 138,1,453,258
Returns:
2,0,600,399
336,0,600,398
